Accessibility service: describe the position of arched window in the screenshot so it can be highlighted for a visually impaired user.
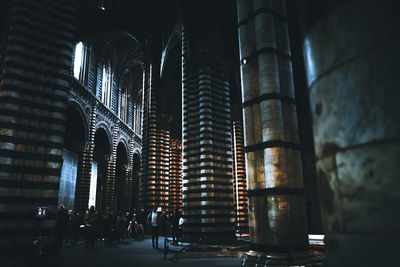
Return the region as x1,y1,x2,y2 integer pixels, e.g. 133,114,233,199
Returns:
101,63,112,107
73,42,83,79
73,42,89,85
120,88,128,123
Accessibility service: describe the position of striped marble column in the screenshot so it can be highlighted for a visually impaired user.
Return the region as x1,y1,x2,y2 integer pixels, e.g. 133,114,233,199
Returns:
237,0,309,262
121,138,135,212
232,121,248,235
0,0,77,251
103,125,118,212
146,129,170,212
182,27,235,239
169,139,182,211
139,65,149,207
74,105,96,212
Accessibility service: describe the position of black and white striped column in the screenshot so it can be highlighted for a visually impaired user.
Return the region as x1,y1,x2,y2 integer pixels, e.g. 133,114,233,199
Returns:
232,121,248,235
103,124,118,212
237,0,309,259
0,0,77,251
169,139,182,211
182,27,235,238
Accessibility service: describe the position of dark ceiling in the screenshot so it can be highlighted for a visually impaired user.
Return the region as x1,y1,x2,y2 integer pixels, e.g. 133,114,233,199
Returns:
76,0,242,139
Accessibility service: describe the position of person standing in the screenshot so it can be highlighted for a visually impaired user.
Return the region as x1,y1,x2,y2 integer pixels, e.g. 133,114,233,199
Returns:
147,207,160,248
54,204,68,254
171,208,181,245
160,210,168,237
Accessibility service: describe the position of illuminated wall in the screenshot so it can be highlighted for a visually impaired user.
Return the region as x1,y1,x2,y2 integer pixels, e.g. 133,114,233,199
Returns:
59,149,79,211
169,139,182,211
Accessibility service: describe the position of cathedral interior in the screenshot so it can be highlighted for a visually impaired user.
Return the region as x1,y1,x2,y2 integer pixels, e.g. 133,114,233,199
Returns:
0,0,399,266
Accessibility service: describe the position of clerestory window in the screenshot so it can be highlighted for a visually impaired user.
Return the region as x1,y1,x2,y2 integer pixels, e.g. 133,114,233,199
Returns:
73,42,89,85
101,64,112,107
120,88,128,123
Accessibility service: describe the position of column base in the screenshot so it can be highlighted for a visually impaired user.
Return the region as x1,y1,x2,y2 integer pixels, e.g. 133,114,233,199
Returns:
241,249,324,267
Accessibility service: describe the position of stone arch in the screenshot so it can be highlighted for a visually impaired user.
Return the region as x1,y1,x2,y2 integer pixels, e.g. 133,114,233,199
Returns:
117,137,130,162
160,23,182,79
94,122,113,153
67,100,89,141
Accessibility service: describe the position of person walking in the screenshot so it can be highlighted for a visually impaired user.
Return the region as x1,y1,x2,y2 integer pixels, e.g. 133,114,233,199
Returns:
147,207,160,248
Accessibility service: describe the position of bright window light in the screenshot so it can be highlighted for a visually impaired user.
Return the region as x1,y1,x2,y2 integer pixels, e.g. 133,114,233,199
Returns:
73,42,83,79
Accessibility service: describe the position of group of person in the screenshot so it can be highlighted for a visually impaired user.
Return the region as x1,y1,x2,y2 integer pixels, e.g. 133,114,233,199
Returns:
54,204,146,249
147,207,183,249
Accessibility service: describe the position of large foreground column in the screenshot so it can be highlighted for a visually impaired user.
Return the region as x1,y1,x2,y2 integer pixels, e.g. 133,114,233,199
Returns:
237,0,310,264
0,0,77,253
300,1,400,266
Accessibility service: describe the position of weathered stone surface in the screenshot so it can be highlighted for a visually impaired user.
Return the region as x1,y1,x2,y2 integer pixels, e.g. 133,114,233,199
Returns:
336,142,400,233
309,45,400,157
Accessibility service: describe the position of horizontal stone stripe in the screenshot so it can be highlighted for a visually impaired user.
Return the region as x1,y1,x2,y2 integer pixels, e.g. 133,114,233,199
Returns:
1,82,68,102
183,129,231,139
182,197,233,202
237,6,287,27
0,195,58,204
9,24,72,52
14,0,77,17
247,187,304,197
11,16,74,46
184,166,232,173
0,93,67,112
245,140,300,153
183,151,231,159
0,150,62,163
13,5,75,33
183,188,233,194
5,55,71,80
240,46,291,66
183,173,232,179
0,164,61,176
0,123,65,141
7,46,72,70
242,92,296,108
183,124,230,134
182,204,232,211
7,36,71,61
0,109,65,126
0,179,59,190
183,158,233,165
183,144,231,152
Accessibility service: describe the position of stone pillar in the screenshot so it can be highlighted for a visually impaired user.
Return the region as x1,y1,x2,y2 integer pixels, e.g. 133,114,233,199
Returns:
0,0,77,253
237,0,310,263
103,125,118,212
181,26,235,241
142,63,162,211
120,163,131,212
232,121,248,235
300,0,400,266
121,138,135,212
169,139,182,211
139,65,148,208
75,105,96,211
